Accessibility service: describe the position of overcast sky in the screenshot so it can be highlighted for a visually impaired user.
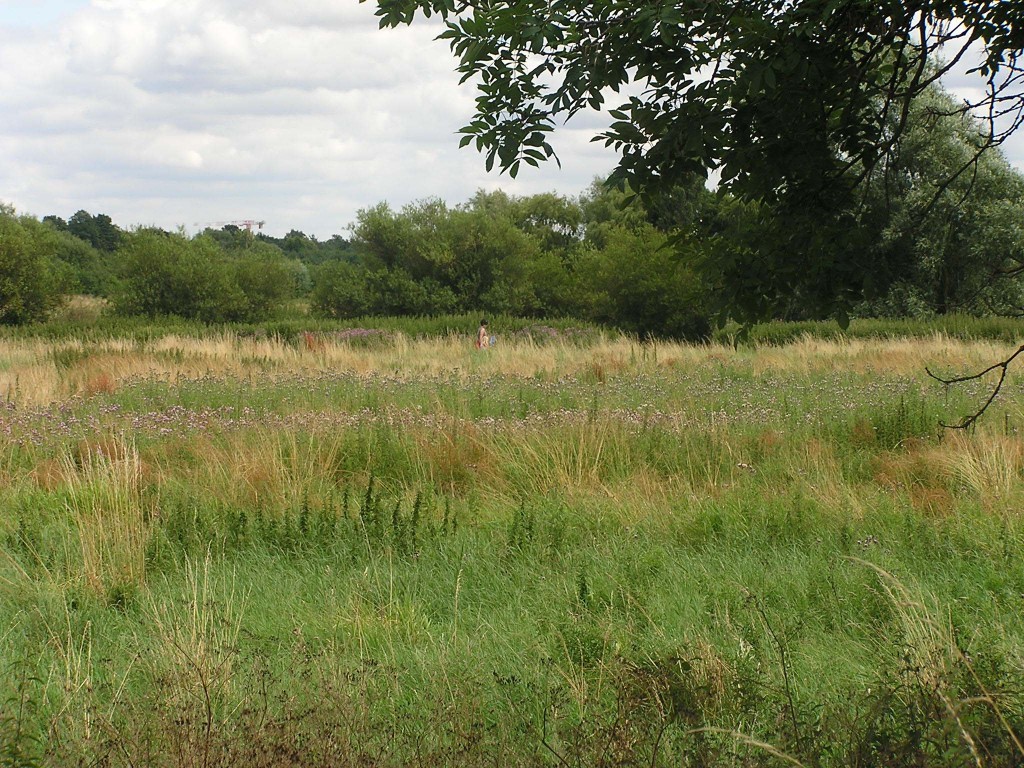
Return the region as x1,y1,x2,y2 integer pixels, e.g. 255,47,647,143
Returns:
2,1,1022,239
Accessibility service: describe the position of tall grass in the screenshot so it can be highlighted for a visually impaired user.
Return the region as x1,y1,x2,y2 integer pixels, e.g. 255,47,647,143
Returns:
62,436,151,600
1,324,1024,765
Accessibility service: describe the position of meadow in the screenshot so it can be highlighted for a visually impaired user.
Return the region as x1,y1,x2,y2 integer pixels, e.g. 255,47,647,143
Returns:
2,321,1024,766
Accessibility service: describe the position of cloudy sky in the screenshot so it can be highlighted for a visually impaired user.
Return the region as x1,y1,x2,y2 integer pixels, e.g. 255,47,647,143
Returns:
0,0,621,238
1,1,1022,239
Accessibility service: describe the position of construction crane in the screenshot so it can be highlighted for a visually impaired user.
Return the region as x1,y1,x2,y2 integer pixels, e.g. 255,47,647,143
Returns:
194,219,266,233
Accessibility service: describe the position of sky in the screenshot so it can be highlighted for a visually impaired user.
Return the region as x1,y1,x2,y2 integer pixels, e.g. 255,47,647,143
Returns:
1,1,1022,239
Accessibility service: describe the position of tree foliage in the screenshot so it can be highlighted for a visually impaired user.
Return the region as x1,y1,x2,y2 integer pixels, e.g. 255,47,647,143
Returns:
584,223,711,340
111,230,297,322
9,70,1024,342
67,210,121,252
0,212,66,324
330,194,581,319
370,0,1024,320
372,0,1023,195
860,86,1024,317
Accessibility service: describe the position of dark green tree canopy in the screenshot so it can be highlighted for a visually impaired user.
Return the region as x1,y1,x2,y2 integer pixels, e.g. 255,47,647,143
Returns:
370,0,1024,208
67,210,122,252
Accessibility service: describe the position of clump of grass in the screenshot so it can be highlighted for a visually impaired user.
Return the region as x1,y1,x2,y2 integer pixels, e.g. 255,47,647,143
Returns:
0,664,44,768
61,436,152,600
869,393,940,449
853,559,1024,766
944,433,1024,507
122,555,247,768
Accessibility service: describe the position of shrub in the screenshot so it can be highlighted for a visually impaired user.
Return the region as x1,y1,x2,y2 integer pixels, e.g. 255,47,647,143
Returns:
110,230,247,322
586,224,712,341
230,244,297,319
0,213,65,324
311,261,373,319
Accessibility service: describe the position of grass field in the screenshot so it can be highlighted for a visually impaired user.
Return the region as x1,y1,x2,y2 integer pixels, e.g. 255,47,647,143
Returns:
2,324,1024,766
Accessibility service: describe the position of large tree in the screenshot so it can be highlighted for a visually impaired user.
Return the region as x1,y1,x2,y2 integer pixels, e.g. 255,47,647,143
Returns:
858,85,1024,317
370,0,1024,319
372,0,1022,195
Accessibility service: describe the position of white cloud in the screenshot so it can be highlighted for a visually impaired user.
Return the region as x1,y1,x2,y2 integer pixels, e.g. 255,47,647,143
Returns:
1,0,620,237
4,2,1023,240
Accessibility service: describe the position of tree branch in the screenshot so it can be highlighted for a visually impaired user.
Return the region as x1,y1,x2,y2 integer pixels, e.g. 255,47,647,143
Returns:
927,344,1024,429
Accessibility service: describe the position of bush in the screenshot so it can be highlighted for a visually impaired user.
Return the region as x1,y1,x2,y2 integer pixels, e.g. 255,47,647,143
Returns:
713,314,1024,346
110,229,247,322
586,224,712,341
311,261,373,319
229,244,298,319
312,264,460,319
0,214,65,324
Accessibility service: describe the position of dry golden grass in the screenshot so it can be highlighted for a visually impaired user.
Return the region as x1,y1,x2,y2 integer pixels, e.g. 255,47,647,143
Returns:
410,420,497,495
872,443,949,492
787,437,865,514
941,433,1024,510
0,331,1018,406
750,334,1017,376
62,435,153,596
2,329,1022,528
169,429,348,511
50,295,108,324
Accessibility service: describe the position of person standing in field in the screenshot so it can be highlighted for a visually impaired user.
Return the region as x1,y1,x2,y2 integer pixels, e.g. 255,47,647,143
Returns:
476,319,489,349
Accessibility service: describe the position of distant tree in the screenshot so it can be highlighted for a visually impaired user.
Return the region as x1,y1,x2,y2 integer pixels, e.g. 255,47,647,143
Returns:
469,189,584,258
352,201,438,274
693,83,1024,324
202,225,254,251
22,217,109,296
68,210,121,252
318,235,361,265
0,213,65,324
349,199,501,310
523,251,587,317
226,241,299,319
481,247,543,316
856,85,1024,317
311,261,373,319
42,215,69,232
111,229,246,322
254,232,358,266
446,205,535,309
362,267,437,315
580,181,652,250
584,223,711,340
277,230,321,263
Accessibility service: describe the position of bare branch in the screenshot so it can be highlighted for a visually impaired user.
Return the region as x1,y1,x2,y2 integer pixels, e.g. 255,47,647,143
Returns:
927,343,1024,429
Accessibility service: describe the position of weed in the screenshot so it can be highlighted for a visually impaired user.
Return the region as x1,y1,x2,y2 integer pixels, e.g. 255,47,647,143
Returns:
0,665,42,768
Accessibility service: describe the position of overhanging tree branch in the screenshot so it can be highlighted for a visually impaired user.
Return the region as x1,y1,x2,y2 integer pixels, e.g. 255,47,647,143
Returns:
927,344,1024,429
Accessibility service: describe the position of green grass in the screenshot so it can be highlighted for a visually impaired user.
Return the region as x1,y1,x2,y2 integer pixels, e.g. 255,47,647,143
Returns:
5,489,1022,765
715,313,1024,345
1,323,1024,766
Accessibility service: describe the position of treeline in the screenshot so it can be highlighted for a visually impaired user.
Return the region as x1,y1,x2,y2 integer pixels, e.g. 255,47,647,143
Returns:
3,85,1024,337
